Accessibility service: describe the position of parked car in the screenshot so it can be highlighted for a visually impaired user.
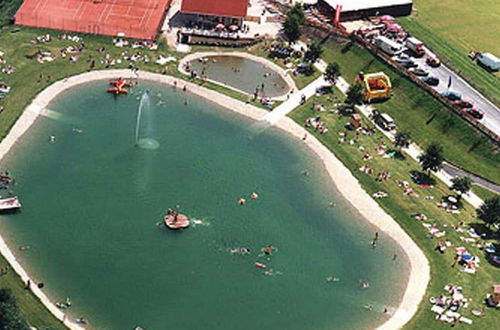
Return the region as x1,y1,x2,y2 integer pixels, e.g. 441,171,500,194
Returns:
409,67,429,76
422,76,440,86
375,113,396,130
405,37,425,57
376,36,404,56
477,53,500,71
463,107,484,119
441,91,462,101
400,59,418,68
395,55,410,63
426,56,441,67
452,99,473,108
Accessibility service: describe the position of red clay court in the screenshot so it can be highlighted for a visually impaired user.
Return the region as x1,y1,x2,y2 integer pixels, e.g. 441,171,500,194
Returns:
15,0,172,40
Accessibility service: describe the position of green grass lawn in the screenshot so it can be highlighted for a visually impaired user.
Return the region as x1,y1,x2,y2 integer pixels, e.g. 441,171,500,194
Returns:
320,38,500,185
471,185,499,202
289,94,499,330
399,0,500,106
0,0,22,27
0,254,65,329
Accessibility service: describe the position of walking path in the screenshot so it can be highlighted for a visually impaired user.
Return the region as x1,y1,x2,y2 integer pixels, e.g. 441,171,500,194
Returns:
262,75,327,124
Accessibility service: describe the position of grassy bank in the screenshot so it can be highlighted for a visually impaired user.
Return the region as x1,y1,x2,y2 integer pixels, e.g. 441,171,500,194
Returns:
399,0,500,106
289,94,499,329
320,39,500,184
0,254,65,329
0,0,22,27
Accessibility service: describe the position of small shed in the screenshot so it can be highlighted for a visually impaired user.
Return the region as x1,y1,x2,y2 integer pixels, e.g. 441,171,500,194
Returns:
350,114,362,128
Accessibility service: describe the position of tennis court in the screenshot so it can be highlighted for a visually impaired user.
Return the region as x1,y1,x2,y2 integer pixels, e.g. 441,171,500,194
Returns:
16,0,172,39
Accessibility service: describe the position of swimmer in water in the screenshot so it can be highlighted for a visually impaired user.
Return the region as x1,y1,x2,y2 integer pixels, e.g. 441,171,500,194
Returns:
360,280,370,289
238,198,246,205
250,192,258,199
326,276,340,282
302,170,309,176
49,135,55,143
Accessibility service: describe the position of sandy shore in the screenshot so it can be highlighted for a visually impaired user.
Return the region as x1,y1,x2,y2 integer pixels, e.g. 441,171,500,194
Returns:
0,69,429,330
178,51,297,101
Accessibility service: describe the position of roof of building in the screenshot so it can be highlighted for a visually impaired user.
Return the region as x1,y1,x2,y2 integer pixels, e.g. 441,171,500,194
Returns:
322,0,412,12
181,0,248,18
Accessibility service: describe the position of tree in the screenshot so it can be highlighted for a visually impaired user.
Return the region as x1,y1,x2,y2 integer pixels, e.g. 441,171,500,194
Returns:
325,62,341,84
282,15,301,44
304,41,323,63
418,143,444,174
288,3,306,25
346,83,364,104
476,196,500,228
450,176,472,201
0,288,30,330
394,131,411,149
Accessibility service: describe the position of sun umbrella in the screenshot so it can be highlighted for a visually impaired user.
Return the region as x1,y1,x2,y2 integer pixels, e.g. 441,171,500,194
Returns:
380,15,394,22
387,23,402,32
461,254,472,261
447,196,458,203
229,25,239,31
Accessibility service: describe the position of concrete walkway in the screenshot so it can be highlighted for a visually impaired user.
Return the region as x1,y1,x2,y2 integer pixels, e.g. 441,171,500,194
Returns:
262,75,328,124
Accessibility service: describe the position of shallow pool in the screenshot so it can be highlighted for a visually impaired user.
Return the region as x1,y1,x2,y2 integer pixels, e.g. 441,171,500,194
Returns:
188,55,291,98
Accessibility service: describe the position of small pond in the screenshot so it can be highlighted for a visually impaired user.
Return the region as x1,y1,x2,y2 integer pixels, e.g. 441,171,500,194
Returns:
188,55,291,98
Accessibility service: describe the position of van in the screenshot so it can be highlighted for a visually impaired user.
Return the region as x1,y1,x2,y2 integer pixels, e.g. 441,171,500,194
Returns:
376,113,396,130
375,36,404,56
477,53,500,71
405,37,425,57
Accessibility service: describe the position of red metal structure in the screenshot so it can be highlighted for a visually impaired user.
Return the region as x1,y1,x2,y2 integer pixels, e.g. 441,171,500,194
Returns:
15,0,172,40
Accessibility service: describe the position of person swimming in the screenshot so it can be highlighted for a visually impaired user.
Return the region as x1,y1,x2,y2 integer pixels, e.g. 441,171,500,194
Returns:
250,192,259,199
264,245,274,255
360,280,370,289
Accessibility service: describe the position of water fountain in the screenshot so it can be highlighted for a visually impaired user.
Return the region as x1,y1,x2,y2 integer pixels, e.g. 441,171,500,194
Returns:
135,90,160,149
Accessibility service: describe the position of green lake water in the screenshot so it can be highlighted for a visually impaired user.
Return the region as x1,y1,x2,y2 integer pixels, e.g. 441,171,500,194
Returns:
188,56,290,98
0,81,409,330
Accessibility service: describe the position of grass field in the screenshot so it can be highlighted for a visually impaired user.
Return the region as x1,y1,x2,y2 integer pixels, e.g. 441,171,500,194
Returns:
289,94,499,330
399,0,500,106
0,0,22,27
0,254,65,329
320,38,500,184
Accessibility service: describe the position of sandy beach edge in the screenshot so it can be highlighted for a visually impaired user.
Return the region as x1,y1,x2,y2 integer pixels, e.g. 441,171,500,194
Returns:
0,69,429,330
178,51,297,100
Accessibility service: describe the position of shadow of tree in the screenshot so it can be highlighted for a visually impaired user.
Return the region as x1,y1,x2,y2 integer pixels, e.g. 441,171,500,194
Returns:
410,170,436,185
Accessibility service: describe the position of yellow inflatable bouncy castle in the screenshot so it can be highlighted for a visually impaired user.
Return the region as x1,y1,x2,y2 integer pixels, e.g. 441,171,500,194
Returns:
363,72,392,102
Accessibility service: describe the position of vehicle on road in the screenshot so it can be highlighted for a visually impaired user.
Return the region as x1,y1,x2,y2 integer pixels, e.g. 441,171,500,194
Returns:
422,76,440,86
375,112,396,131
441,91,462,101
452,99,473,109
409,67,429,76
405,37,425,57
463,107,484,119
477,53,500,71
376,36,404,56
399,59,418,68
426,56,441,67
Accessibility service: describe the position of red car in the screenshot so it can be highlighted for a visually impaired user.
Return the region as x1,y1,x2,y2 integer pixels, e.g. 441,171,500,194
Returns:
463,107,484,120
453,99,473,108
426,56,441,67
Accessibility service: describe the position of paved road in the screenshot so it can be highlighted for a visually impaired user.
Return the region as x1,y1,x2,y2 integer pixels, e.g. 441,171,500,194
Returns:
402,50,500,136
442,163,500,194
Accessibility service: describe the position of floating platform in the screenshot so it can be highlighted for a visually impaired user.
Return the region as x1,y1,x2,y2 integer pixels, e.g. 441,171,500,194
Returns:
0,196,21,211
164,213,190,230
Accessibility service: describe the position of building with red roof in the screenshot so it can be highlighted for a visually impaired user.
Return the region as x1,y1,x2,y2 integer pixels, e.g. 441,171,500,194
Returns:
180,0,249,29
181,0,249,18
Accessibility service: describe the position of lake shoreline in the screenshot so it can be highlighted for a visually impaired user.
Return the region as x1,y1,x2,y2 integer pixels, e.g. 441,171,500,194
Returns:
0,69,429,330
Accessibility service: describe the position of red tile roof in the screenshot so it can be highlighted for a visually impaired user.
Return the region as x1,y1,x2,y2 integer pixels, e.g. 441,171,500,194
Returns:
181,0,248,18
